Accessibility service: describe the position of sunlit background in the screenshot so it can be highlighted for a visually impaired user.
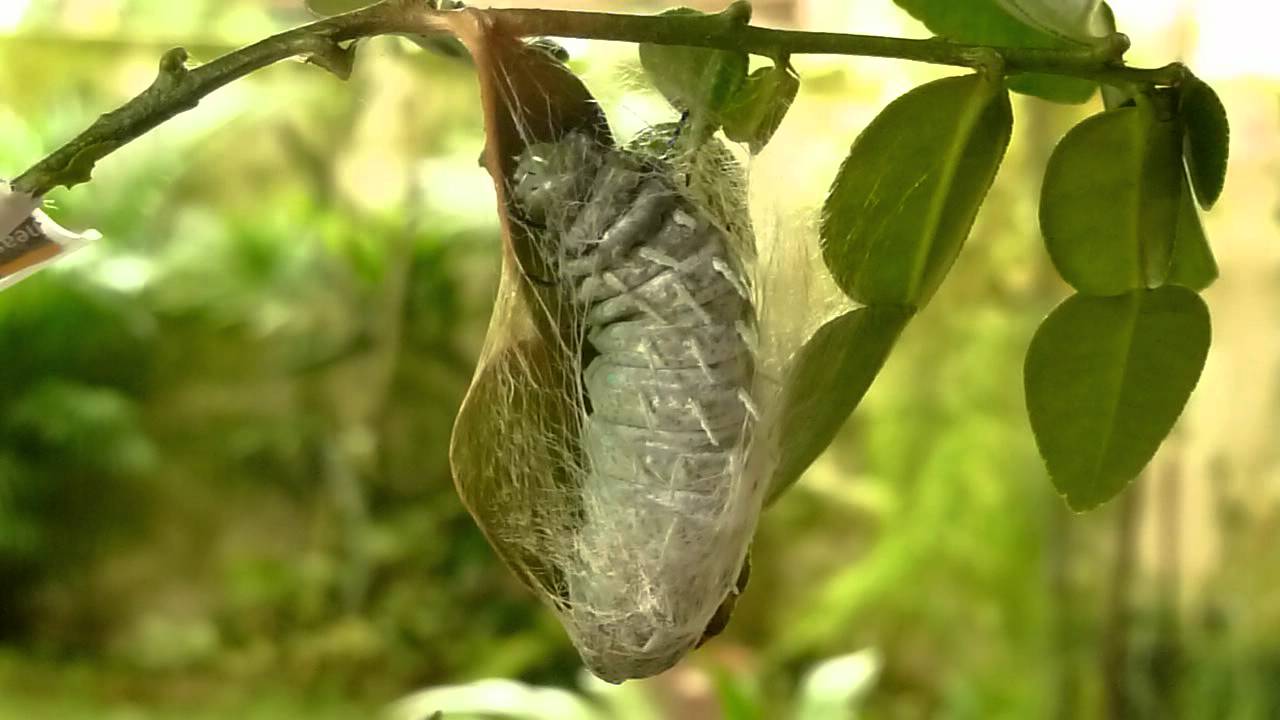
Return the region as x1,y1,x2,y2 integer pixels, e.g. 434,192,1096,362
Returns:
1,1,1277,718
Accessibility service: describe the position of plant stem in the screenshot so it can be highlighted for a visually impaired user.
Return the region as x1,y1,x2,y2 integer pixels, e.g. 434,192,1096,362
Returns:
9,2,408,196
497,5,1178,85
12,0,1186,196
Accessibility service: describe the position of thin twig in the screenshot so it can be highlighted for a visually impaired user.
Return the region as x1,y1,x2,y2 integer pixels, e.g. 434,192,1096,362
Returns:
12,0,1187,196
496,3,1181,85
11,2,417,195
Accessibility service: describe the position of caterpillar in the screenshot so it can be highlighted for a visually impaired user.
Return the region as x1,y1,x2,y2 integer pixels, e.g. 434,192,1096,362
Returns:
507,130,761,681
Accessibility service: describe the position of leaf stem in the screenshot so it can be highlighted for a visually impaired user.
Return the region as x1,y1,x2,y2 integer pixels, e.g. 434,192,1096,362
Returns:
12,0,1186,195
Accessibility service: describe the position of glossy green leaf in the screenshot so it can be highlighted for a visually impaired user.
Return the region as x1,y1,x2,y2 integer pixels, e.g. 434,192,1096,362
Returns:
893,0,1097,103
821,74,1012,308
766,305,913,504
721,63,800,153
995,0,1114,43
638,9,748,134
1006,77,1095,106
1166,174,1218,291
1039,100,1184,295
1180,74,1229,209
1024,287,1210,510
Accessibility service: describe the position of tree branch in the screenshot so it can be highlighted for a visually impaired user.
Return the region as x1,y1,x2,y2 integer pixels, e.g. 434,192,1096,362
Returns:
10,2,415,196
11,0,1187,196
496,3,1181,85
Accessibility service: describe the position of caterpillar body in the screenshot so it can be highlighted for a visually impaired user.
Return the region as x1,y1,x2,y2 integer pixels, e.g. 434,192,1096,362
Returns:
508,131,762,682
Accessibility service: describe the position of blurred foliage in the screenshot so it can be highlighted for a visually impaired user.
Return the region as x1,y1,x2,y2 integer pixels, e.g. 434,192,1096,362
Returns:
388,650,880,720
1,1,1279,719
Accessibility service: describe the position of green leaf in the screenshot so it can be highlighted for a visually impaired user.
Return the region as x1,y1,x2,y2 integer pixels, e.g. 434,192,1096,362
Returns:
638,9,748,136
1024,287,1210,510
821,74,1012,308
893,0,1098,103
766,305,913,504
1179,74,1229,209
1039,99,1184,295
721,63,800,153
1166,174,1218,290
1006,74,1095,105
995,0,1115,43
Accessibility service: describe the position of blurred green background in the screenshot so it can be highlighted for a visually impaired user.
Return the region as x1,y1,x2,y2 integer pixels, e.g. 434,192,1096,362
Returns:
1,1,1277,718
